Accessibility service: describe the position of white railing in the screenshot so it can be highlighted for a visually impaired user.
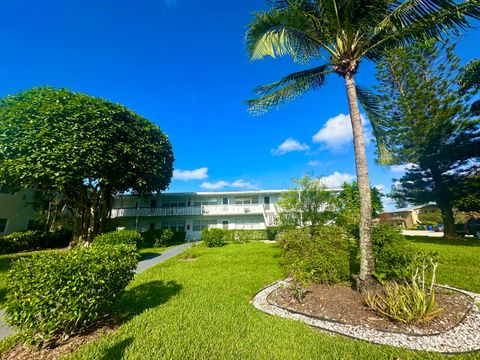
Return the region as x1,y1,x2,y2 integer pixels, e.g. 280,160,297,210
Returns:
110,204,266,218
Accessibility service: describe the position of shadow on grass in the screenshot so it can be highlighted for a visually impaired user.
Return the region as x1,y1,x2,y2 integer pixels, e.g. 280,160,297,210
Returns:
115,280,182,320
98,337,134,360
406,235,480,247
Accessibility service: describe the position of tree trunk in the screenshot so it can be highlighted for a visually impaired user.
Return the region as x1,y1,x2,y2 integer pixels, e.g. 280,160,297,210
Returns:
344,73,376,292
437,200,456,237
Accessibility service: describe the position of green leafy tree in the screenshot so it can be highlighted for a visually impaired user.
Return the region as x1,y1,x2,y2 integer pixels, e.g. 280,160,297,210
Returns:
277,175,337,227
0,87,174,243
365,42,480,236
335,182,384,240
245,0,479,289
459,59,480,115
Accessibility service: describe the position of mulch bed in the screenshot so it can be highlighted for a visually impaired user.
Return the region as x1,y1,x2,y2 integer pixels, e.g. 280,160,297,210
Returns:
1,317,120,360
268,283,473,335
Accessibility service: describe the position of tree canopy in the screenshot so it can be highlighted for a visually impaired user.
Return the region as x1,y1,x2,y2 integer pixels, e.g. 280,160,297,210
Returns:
0,87,174,241
363,42,480,235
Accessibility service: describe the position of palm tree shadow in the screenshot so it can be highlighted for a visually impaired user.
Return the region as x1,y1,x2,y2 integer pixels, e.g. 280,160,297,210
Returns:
98,337,134,360
115,280,182,320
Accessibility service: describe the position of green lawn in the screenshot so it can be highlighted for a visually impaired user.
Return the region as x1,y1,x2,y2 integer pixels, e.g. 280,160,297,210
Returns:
62,239,480,360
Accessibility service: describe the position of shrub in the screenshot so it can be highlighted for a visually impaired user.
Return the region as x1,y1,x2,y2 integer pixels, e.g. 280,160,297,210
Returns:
0,231,47,254
202,228,225,247
365,261,441,323
0,230,71,255
266,227,280,240
371,223,435,281
93,229,142,247
224,229,268,243
141,229,186,248
277,226,351,285
5,244,138,342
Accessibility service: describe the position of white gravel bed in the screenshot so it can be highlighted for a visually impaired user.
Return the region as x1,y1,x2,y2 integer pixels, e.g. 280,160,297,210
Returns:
252,280,480,353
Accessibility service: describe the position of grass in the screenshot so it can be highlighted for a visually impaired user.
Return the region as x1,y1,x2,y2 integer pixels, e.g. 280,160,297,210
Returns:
406,236,480,293
61,239,480,360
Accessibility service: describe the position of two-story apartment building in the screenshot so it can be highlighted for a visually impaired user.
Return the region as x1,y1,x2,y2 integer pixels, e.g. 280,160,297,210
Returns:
109,190,287,240
0,187,38,235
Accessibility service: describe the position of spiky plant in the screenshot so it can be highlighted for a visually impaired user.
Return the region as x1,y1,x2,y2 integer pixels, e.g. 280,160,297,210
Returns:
245,0,479,291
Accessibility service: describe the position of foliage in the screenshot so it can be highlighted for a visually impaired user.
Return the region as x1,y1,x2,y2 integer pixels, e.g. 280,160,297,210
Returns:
0,230,70,255
365,261,441,323
365,42,480,236
453,175,480,213
277,226,351,285
277,175,336,227
202,228,225,247
335,181,384,239
142,229,186,248
459,59,480,116
4,244,138,343
371,223,436,281
13,240,480,359
0,87,174,242
93,230,143,248
418,210,443,225
266,227,281,240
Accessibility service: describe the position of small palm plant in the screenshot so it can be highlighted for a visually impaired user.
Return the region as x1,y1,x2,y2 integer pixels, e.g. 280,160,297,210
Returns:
365,259,442,323
245,0,479,291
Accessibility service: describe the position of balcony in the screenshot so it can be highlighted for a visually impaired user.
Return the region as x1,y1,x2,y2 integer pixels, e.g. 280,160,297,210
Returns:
110,204,267,218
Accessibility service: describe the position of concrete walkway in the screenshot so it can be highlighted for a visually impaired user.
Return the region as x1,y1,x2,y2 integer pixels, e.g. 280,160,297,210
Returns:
0,242,195,340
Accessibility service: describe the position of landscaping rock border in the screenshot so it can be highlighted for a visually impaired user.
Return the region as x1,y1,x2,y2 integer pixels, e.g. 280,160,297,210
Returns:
252,279,480,353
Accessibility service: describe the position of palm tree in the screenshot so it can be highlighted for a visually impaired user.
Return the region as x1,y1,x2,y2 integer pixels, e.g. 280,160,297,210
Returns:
245,0,479,291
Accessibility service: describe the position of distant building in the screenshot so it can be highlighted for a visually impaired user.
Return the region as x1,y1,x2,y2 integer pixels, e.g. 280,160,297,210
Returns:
109,190,288,240
0,187,38,235
378,204,439,228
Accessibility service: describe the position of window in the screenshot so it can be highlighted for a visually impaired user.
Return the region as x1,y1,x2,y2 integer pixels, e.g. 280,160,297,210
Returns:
149,223,155,230
150,199,157,208
235,196,259,205
160,219,185,231
192,220,217,231
0,219,7,233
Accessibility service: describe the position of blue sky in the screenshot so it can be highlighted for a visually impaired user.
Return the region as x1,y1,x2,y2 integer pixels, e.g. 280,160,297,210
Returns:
0,1,479,209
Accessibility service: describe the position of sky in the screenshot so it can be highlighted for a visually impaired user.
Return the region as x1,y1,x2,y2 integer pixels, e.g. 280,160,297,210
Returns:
0,1,479,210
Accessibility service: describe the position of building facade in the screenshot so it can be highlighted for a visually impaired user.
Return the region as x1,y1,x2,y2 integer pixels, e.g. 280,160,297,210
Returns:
0,187,38,235
378,204,439,228
110,190,287,240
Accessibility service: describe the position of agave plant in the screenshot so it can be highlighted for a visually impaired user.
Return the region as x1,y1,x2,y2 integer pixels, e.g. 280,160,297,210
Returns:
245,0,479,290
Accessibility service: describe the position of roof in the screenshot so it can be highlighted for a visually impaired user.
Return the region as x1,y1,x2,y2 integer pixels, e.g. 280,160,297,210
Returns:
381,203,437,214
116,188,342,198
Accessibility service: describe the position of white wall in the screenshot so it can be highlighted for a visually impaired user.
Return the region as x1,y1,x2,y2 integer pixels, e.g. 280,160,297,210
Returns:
0,190,39,234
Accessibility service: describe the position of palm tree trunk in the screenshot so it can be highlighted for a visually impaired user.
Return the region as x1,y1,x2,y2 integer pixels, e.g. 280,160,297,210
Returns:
344,72,375,292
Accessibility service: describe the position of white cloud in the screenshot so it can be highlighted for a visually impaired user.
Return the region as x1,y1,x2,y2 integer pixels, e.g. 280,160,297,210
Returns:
312,113,371,153
390,163,417,173
271,138,310,156
200,179,258,190
308,160,321,166
319,172,355,189
200,180,229,190
173,167,208,181
382,196,397,212
374,184,385,192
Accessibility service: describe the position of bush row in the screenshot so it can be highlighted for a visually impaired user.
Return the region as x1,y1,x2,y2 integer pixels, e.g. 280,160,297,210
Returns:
0,230,71,254
277,223,434,287
5,243,139,342
92,229,186,249
201,228,273,247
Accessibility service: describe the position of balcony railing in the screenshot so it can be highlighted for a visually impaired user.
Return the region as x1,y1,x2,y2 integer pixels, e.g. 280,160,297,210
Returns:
110,204,267,218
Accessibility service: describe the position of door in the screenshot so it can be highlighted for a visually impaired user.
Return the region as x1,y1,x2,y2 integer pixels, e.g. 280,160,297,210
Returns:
264,196,270,210
222,220,229,230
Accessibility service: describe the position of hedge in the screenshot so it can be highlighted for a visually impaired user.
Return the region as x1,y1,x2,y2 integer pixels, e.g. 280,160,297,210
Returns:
141,229,186,248
4,244,139,342
0,230,71,255
93,229,143,247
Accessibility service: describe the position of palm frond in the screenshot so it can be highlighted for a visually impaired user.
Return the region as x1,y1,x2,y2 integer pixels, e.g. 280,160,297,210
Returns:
366,0,480,59
246,64,332,114
356,86,394,165
246,4,336,63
